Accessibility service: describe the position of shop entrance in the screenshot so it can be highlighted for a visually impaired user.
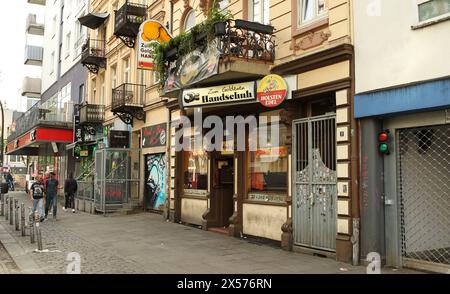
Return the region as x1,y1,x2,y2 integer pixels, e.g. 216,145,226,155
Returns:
209,152,235,232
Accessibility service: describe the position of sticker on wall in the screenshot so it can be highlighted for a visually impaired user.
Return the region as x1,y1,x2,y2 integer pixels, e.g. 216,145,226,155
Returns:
257,74,288,108
145,153,167,211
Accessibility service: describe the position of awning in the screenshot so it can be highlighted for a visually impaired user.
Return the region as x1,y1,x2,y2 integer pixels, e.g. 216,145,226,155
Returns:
78,12,109,29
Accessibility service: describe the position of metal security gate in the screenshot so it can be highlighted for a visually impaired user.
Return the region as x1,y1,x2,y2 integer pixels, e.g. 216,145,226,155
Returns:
397,124,450,269
293,114,337,251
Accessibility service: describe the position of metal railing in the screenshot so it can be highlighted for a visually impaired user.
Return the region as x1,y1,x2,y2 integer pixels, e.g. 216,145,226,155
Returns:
114,1,147,37
79,103,105,124
112,83,145,111
7,98,74,142
81,39,106,61
220,20,275,62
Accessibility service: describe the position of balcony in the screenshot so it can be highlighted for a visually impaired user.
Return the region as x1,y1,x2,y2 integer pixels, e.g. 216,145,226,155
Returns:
112,83,145,125
81,39,106,74
162,19,275,98
7,97,74,142
21,77,41,98
27,0,46,5
79,103,105,125
26,14,44,35
114,1,147,48
24,45,43,66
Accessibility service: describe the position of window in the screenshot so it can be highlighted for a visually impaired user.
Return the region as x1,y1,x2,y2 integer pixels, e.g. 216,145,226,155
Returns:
184,146,208,191
111,65,117,89
92,79,97,103
65,32,71,58
184,9,196,31
123,58,130,83
248,115,288,200
52,15,57,38
152,71,160,85
219,0,229,10
250,0,270,25
100,74,105,105
50,51,55,74
79,84,85,103
418,0,450,22
298,0,328,26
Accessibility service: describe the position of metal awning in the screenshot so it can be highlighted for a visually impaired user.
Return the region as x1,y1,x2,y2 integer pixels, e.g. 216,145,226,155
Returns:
78,12,109,29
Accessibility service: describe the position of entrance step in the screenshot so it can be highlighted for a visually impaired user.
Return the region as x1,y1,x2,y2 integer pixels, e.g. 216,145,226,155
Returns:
208,227,229,236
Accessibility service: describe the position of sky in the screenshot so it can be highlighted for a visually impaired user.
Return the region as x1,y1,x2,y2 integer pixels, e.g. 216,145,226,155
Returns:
0,1,44,112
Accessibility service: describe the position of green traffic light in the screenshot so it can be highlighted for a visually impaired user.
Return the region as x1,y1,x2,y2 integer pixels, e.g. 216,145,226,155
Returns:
379,143,389,154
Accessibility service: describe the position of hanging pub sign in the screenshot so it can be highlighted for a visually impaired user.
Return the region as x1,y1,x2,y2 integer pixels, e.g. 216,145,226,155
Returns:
137,20,172,70
164,40,221,93
181,81,256,108
109,131,130,149
142,123,167,148
257,74,288,108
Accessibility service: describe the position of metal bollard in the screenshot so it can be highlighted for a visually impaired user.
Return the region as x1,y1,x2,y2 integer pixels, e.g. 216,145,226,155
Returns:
0,194,4,217
9,197,13,225
15,199,20,231
21,203,26,236
29,208,35,244
5,196,9,221
35,213,43,251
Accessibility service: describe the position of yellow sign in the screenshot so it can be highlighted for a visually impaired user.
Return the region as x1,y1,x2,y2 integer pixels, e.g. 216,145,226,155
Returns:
79,150,89,157
138,20,172,70
257,74,288,108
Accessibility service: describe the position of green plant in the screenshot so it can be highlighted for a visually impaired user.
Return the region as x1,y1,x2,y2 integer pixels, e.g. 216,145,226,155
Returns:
152,4,234,88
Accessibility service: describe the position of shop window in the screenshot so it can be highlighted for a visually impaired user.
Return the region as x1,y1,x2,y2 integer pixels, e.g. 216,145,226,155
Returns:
184,149,208,190
248,116,288,202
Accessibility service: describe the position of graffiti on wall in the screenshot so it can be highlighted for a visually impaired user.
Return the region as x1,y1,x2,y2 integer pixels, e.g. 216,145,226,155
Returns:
145,153,166,211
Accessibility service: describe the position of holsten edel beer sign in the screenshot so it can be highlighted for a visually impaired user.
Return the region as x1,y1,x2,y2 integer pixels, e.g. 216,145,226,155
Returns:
182,82,256,108
257,74,288,108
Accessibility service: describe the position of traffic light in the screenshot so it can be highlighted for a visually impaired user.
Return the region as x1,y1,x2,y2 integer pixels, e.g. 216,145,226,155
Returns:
378,129,390,155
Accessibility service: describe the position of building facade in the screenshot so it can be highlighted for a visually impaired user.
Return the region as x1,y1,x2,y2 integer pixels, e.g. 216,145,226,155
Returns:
354,0,450,273
165,0,358,263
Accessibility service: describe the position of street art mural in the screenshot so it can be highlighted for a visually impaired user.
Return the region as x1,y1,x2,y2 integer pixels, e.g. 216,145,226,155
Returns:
145,153,166,211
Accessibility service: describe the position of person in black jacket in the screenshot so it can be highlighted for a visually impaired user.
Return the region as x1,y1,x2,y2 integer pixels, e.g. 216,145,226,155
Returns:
64,173,78,213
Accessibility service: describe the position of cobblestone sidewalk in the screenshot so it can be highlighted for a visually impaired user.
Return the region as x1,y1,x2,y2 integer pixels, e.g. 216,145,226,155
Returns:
0,192,420,274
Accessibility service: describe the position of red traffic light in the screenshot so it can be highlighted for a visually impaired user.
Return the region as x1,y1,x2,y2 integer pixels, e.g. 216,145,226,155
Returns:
378,131,389,142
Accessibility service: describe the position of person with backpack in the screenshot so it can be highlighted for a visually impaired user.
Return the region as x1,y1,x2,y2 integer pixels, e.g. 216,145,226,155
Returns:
45,172,59,220
29,175,45,222
64,173,77,213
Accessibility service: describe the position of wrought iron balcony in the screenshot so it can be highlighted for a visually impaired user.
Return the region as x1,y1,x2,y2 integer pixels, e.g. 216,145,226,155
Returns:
114,1,147,48
26,14,44,35
7,98,74,142
24,45,43,66
79,103,105,125
81,39,106,74
27,0,46,5
163,19,275,97
21,77,41,98
112,83,145,125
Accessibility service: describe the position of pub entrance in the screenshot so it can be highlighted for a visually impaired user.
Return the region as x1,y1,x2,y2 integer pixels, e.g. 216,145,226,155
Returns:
208,151,235,234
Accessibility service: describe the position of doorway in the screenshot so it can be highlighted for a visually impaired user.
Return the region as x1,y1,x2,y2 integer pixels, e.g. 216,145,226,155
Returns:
209,152,235,231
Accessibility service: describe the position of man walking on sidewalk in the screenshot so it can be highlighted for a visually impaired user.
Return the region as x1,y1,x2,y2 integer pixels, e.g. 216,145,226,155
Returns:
30,175,45,222
64,173,77,213
45,172,59,220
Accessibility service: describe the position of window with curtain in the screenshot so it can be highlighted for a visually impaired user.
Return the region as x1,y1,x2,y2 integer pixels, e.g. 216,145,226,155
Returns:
418,0,450,22
298,0,328,25
184,134,208,191
251,0,270,25
248,114,288,199
184,9,196,32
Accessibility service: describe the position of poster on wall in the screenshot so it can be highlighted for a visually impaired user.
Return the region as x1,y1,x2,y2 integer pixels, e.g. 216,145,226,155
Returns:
145,153,166,211
137,20,172,70
142,123,167,148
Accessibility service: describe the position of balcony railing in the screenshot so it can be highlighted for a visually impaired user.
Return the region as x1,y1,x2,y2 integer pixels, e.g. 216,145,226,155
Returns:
26,14,44,35
79,103,105,124
220,19,275,62
24,45,43,66
27,0,46,5
114,1,147,47
112,83,145,124
21,77,41,98
7,98,74,142
81,39,106,74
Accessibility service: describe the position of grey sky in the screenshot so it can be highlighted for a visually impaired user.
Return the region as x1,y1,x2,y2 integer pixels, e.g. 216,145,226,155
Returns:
0,1,44,111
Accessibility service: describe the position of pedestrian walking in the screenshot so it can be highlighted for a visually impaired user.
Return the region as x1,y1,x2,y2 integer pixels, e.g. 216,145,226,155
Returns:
45,172,59,220
30,175,45,222
64,173,77,213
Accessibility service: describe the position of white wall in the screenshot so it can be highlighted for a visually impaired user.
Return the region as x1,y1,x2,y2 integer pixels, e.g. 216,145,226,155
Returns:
354,0,450,94
41,0,61,92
